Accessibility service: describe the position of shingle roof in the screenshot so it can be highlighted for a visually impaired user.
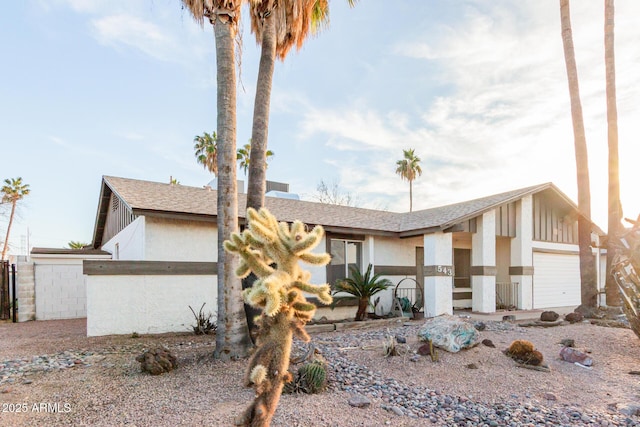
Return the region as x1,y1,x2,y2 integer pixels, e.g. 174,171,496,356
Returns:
93,176,586,246
31,247,111,256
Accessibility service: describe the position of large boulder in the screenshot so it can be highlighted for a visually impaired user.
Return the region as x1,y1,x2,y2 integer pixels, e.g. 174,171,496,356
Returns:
418,315,480,353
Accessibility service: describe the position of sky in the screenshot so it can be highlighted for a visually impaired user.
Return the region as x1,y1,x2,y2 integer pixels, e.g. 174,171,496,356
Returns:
1,0,640,254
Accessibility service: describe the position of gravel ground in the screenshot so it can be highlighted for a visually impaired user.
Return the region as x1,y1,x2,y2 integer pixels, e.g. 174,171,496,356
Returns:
1,317,640,426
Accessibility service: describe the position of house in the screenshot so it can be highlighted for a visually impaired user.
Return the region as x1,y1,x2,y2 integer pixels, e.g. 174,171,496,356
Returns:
82,176,605,336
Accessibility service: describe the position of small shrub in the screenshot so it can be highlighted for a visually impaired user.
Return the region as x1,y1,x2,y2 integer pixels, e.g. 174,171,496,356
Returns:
505,339,544,366
189,303,216,335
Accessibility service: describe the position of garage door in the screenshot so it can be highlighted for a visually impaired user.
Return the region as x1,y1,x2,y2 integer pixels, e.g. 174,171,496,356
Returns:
533,252,580,308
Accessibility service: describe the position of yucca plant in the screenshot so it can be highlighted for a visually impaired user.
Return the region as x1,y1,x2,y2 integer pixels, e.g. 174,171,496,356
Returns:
334,264,392,321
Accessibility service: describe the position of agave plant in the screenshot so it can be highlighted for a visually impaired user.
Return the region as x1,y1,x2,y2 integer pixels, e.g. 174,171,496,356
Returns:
334,264,392,321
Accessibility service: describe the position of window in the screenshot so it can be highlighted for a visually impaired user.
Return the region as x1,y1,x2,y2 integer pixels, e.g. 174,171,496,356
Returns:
328,239,362,287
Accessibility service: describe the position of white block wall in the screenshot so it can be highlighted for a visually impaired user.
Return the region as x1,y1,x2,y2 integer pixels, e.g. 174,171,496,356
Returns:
35,264,86,320
86,274,217,337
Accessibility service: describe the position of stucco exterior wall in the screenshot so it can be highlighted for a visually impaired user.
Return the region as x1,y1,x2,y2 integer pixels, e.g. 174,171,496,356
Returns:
102,217,145,260
86,274,217,336
373,235,422,316
144,217,217,262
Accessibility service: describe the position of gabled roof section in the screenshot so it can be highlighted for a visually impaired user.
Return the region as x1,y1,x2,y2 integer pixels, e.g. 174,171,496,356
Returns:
91,176,599,248
398,183,553,236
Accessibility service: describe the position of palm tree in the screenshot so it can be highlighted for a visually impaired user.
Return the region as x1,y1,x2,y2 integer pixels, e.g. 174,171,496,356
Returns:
182,0,251,359
334,264,392,321
559,0,598,309
67,241,88,249
245,0,356,211
395,148,422,212
1,177,30,260
237,142,274,176
193,131,218,176
605,0,622,307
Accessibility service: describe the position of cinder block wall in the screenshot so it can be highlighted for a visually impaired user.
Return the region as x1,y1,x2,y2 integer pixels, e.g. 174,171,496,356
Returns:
35,264,86,320
17,261,35,322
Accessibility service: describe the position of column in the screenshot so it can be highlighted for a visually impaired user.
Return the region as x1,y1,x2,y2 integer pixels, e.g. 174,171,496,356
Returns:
423,231,453,317
472,211,497,313
17,261,35,322
510,196,534,309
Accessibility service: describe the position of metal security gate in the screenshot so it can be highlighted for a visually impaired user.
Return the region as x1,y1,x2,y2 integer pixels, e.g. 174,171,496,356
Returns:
0,261,9,320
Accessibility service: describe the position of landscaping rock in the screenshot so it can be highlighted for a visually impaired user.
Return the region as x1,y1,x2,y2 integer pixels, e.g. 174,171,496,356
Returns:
565,312,584,323
348,394,371,408
559,347,593,366
474,321,487,331
417,315,480,353
417,343,434,356
136,347,177,375
482,339,496,348
560,338,575,347
540,311,560,322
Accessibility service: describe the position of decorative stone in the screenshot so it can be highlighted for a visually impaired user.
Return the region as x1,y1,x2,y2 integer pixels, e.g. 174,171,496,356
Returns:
560,338,575,347
559,347,593,366
417,315,480,353
482,339,496,348
348,394,371,408
540,311,560,322
618,403,640,416
417,343,433,356
474,321,486,331
565,312,584,324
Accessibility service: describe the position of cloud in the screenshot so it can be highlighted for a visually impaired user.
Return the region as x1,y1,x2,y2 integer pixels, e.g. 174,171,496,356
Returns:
91,14,175,61
49,135,71,148
292,0,640,222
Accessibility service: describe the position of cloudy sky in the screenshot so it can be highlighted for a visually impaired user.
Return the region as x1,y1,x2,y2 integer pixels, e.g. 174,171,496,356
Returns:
2,0,640,253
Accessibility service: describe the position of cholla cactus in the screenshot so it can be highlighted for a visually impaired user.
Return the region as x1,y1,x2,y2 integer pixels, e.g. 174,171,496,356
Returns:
224,208,332,426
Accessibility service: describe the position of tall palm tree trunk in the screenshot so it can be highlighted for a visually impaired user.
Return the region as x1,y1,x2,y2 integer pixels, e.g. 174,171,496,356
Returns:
1,201,17,260
247,9,276,211
560,0,598,309
605,0,622,307
213,13,251,359
243,4,277,343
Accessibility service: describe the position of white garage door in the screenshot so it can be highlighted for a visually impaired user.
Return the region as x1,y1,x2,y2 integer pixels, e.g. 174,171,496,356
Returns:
533,252,581,309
